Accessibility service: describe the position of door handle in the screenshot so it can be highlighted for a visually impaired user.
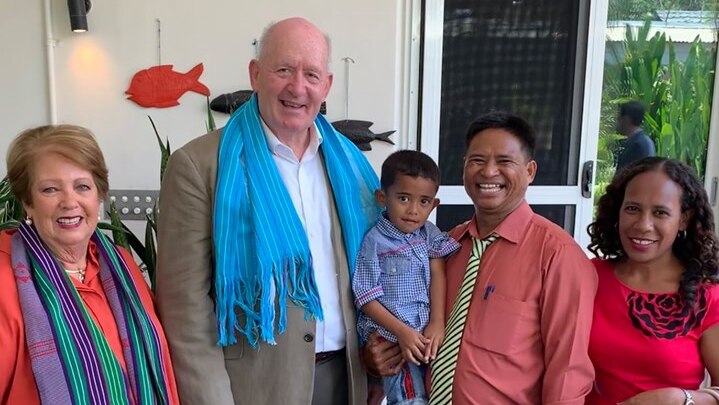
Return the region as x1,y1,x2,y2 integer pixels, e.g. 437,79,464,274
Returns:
711,177,718,206
581,161,594,199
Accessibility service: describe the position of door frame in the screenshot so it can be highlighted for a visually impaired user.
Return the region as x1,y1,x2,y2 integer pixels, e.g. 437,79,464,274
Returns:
704,44,719,236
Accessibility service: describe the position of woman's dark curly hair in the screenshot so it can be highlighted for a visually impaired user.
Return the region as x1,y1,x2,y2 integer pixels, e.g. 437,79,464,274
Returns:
587,157,719,309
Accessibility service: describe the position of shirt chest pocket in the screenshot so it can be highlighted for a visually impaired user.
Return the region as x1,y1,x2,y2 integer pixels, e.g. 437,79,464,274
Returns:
464,291,539,355
379,256,411,277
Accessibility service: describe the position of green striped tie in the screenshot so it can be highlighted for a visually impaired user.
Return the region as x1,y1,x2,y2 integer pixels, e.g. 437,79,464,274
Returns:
429,234,498,404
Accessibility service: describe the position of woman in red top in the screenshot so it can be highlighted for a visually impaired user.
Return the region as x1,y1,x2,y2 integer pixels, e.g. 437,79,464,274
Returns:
0,125,179,405
587,157,719,405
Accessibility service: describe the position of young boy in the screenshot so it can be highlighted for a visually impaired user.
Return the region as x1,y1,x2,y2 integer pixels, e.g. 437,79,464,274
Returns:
352,150,459,405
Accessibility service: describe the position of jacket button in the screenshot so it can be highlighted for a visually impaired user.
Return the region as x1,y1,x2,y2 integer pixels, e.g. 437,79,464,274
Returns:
304,333,314,342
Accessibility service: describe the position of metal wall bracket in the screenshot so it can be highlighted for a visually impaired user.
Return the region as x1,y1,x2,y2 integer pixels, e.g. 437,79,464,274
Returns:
104,189,159,220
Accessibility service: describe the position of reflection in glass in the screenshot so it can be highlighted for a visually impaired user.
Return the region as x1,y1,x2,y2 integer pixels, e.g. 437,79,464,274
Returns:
596,2,717,208
437,0,583,187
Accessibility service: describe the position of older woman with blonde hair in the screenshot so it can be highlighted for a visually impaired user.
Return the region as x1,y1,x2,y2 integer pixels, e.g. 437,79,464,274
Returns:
0,125,179,405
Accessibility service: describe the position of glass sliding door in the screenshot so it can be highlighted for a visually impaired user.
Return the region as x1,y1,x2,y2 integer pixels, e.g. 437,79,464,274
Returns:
421,0,608,246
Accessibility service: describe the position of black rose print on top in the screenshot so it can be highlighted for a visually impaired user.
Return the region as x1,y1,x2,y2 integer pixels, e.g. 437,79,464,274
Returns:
627,288,708,339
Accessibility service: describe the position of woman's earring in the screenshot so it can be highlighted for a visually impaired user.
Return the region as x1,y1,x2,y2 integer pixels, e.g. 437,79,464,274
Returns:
24,217,32,226
678,230,687,240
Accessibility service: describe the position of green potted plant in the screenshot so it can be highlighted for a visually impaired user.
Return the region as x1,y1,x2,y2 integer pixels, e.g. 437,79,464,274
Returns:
0,176,24,229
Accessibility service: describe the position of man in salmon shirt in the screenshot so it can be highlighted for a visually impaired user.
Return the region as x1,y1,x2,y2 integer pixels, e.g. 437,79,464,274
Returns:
365,111,598,405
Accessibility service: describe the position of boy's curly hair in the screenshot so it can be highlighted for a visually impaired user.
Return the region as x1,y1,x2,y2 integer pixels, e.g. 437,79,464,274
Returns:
587,157,719,308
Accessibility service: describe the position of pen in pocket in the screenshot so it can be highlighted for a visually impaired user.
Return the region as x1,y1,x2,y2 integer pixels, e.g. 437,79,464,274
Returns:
483,284,495,300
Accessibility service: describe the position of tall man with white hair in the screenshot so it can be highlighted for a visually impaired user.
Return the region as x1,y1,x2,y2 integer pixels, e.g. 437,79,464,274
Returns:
156,17,380,405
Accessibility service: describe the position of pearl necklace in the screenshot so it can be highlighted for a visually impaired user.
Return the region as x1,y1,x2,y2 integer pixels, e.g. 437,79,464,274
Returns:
64,267,86,282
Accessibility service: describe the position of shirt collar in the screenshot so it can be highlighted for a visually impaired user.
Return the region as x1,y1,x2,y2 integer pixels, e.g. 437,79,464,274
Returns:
261,119,323,163
453,200,533,244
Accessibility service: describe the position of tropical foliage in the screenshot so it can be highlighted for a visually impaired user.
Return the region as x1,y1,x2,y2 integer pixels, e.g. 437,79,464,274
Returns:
595,19,717,206
0,177,24,230
103,99,216,287
100,115,171,288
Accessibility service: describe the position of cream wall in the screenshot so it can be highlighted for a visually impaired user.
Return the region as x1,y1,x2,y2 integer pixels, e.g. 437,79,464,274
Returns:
0,1,49,158
0,0,402,185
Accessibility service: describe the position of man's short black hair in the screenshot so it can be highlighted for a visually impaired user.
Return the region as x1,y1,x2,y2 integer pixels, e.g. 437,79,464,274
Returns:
380,150,440,191
619,101,645,126
465,111,536,159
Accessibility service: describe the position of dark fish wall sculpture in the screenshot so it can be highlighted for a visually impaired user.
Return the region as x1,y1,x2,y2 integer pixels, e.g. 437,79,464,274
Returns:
209,90,253,114
331,120,395,151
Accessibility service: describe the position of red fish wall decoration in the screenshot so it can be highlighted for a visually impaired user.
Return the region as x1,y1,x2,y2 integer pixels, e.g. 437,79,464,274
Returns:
125,63,210,108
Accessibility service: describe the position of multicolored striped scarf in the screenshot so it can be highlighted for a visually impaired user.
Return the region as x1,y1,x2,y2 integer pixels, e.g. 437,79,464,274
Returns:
11,223,172,405
214,94,380,347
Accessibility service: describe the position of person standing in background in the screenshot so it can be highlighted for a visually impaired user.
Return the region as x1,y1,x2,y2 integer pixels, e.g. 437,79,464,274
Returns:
616,101,656,174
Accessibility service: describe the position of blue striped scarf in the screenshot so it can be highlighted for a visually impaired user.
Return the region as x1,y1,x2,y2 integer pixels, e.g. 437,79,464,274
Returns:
214,94,380,347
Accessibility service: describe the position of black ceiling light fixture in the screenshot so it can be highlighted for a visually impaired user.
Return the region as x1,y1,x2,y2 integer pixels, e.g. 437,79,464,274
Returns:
68,0,92,32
